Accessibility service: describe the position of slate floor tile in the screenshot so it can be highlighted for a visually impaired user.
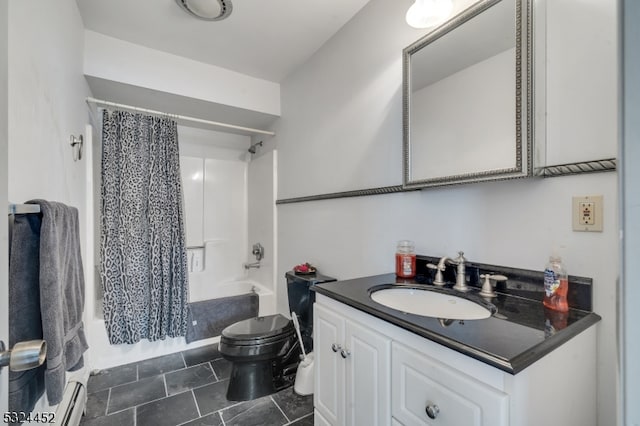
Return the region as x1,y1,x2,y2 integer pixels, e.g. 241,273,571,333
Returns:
87,363,137,393
192,380,235,415
83,348,317,426
166,363,216,395
221,396,288,426
83,389,109,419
272,387,314,421
79,408,135,426
108,375,166,414
179,412,224,426
288,413,314,425
137,352,186,379
183,344,220,367
136,391,199,426
210,358,231,380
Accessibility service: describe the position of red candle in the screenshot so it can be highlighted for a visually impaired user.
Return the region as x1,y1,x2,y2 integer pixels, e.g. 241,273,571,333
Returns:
396,240,416,278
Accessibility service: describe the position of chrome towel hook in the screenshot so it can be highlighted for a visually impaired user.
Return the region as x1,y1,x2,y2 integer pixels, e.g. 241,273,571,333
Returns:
70,134,83,161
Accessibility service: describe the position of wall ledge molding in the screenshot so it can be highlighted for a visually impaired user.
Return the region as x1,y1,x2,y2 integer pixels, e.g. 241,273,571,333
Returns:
276,185,411,204
276,158,617,205
535,158,617,177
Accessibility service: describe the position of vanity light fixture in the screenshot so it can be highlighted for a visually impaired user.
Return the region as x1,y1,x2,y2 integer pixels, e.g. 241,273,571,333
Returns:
405,0,454,29
175,0,233,21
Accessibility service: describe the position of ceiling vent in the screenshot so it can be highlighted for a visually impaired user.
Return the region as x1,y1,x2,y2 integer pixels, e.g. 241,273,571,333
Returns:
175,0,233,21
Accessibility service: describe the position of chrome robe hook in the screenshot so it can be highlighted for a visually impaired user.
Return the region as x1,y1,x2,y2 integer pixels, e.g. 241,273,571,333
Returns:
70,134,83,161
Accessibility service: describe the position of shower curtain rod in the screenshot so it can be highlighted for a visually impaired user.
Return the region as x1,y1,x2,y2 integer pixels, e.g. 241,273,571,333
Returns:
86,97,276,137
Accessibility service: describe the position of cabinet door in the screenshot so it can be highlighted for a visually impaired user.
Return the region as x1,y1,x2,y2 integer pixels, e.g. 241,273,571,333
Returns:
392,342,508,426
314,303,345,425
344,320,392,426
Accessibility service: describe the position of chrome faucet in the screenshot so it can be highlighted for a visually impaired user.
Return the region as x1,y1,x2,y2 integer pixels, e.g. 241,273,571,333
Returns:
244,243,264,269
252,243,264,261
452,251,469,292
427,256,450,286
479,273,508,298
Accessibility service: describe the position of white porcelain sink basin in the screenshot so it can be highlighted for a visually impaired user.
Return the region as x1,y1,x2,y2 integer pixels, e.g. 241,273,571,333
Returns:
370,287,492,320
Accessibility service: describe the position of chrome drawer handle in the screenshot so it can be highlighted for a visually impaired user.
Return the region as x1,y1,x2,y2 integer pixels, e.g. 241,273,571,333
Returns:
340,349,350,359
331,343,341,352
425,404,440,419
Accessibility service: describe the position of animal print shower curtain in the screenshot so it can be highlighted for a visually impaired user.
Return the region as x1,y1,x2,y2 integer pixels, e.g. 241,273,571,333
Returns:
100,110,189,344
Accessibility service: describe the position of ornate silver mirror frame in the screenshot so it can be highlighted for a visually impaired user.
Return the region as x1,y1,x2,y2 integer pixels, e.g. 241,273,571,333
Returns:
402,0,532,189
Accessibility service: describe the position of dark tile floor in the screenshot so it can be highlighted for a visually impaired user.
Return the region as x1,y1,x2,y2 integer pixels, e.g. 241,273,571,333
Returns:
79,344,314,426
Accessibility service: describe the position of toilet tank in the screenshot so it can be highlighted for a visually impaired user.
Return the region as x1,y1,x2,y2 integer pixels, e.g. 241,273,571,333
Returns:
286,270,336,352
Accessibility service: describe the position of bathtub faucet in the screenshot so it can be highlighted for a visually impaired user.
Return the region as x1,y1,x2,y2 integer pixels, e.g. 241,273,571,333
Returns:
244,261,261,270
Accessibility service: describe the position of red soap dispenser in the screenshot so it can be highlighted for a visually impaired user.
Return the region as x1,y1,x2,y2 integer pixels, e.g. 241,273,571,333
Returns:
543,254,569,312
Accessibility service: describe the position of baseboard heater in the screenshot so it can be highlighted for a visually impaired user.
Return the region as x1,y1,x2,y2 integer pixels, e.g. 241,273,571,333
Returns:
55,380,87,426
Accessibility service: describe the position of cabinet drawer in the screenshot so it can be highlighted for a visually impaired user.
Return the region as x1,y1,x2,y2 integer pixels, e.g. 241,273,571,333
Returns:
392,342,508,426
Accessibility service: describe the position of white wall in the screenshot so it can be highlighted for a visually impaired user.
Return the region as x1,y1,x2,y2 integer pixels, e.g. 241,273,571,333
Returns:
8,2,91,207
247,150,278,315
0,0,9,413
275,0,476,198
84,31,280,117
273,1,618,425
6,0,93,410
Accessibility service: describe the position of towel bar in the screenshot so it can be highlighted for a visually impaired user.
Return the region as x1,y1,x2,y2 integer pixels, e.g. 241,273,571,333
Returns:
7,203,41,215
0,339,47,372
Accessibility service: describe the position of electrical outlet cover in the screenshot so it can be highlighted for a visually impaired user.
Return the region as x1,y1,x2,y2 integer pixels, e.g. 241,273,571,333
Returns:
572,195,603,232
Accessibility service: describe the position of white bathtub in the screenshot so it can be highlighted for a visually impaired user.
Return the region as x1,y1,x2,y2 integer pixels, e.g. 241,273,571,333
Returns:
190,279,276,317
86,279,276,370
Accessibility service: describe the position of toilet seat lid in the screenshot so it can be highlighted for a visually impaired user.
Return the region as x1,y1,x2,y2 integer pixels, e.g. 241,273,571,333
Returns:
222,314,292,340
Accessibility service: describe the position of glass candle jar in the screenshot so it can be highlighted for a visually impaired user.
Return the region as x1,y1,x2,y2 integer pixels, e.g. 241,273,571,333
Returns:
395,240,416,278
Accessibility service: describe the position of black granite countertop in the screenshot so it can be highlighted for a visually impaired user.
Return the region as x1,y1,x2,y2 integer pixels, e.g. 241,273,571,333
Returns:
312,268,601,374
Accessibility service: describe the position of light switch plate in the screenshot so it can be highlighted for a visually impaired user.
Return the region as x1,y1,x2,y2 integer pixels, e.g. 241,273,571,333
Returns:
572,195,603,232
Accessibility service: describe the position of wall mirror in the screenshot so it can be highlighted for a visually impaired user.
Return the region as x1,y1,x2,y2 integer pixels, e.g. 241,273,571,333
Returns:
403,0,532,189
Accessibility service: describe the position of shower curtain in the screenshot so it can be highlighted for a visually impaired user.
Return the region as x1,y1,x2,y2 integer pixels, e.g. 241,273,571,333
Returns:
100,110,189,344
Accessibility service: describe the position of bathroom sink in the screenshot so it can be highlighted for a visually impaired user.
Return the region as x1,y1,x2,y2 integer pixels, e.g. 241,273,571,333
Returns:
369,286,493,320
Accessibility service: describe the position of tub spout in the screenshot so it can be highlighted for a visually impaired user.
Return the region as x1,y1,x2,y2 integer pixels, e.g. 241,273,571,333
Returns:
244,261,261,270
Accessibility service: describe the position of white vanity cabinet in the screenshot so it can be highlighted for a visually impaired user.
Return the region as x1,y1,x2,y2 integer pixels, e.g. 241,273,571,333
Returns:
392,342,508,425
314,294,597,426
314,301,392,426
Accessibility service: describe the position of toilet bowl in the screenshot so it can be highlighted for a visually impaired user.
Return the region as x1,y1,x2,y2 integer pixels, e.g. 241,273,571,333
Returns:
219,314,300,401
219,271,336,401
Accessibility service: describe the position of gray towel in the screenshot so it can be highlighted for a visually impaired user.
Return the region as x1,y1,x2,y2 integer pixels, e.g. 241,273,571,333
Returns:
27,200,89,405
8,213,45,413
